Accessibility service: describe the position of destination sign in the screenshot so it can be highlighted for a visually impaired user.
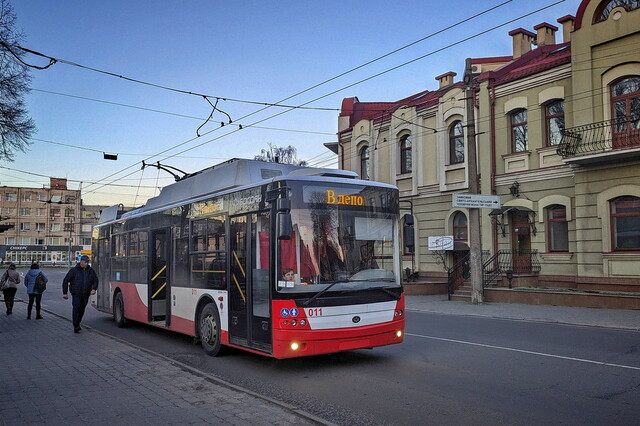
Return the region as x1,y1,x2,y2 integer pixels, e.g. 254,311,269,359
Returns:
326,190,364,206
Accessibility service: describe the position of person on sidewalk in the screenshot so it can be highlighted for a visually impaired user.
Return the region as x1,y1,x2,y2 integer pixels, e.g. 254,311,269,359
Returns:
24,263,48,320
62,255,98,333
1,263,21,315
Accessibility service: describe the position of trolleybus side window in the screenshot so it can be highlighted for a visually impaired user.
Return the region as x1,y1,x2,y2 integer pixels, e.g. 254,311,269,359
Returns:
190,215,227,289
111,233,127,281
128,231,148,283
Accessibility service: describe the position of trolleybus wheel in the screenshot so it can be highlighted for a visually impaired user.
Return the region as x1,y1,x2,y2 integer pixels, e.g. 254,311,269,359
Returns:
199,303,222,356
114,292,127,328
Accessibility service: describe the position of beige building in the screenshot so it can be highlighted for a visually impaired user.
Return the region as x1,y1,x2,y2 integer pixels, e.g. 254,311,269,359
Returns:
333,0,640,302
0,178,106,265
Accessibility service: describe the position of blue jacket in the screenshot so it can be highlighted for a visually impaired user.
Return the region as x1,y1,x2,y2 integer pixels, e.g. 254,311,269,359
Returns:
25,269,48,295
63,264,99,296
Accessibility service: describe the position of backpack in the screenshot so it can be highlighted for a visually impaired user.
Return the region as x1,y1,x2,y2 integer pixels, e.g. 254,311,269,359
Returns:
35,272,47,293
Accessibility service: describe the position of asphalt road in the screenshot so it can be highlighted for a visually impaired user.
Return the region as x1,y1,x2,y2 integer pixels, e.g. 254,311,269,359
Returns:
19,268,640,425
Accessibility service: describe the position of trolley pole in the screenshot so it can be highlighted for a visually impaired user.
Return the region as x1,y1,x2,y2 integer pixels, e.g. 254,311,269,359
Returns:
464,58,483,304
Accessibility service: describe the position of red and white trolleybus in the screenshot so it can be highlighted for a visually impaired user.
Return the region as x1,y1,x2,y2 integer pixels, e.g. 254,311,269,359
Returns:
92,159,409,358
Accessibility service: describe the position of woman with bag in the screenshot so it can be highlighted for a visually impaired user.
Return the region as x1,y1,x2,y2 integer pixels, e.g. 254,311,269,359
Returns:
24,263,48,320
1,263,21,315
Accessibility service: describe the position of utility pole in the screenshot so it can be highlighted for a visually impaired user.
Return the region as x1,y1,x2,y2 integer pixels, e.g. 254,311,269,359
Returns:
464,58,483,304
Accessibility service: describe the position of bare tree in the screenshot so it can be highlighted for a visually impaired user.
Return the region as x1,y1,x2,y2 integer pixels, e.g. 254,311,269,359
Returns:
254,143,307,166
0,0,35,161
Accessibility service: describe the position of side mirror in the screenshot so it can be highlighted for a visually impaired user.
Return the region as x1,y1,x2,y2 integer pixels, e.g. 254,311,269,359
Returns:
278,212,292,240
403,214,415,251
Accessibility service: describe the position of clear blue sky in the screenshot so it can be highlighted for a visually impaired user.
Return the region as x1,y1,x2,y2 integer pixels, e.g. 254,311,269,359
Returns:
6,0,581,206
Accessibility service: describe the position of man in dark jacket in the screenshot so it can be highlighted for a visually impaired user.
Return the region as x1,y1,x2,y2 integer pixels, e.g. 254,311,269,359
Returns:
63,255,99,333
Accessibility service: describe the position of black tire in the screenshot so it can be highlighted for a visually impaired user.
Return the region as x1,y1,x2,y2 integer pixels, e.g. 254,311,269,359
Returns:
113,291,127,328
199,303,222,356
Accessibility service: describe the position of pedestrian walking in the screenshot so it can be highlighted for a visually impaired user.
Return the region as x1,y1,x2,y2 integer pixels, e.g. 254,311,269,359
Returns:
1,263,21,315
24,263,48,320
62,255,98,333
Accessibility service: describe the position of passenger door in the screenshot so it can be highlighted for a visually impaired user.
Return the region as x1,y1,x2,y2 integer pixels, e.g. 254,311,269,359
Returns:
149,228,170,325
228,213,272,353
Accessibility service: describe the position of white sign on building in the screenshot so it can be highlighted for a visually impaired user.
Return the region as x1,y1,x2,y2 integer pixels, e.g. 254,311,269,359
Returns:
428,236,454,251
452,193,502,209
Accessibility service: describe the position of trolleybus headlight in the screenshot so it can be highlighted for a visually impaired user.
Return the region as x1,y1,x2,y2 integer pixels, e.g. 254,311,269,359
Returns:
300,319,306,326
291,319,297,326
396,330,403,338
290,342,300,351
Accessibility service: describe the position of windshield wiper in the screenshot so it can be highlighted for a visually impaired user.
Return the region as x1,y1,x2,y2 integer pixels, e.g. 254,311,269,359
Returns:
302,281,343,306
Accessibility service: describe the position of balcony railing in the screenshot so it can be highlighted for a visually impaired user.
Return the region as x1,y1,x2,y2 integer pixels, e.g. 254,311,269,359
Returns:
557,117,640,159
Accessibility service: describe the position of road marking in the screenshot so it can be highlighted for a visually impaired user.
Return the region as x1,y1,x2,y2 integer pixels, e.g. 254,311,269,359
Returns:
406,333,640,371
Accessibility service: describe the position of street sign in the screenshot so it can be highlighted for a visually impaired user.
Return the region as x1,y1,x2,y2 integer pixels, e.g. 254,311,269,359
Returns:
452,193,501,209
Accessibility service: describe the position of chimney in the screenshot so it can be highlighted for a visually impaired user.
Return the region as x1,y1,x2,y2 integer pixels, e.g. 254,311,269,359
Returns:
557,15,575,43
508,28,536,59
435,71,457,89
533,22,558,46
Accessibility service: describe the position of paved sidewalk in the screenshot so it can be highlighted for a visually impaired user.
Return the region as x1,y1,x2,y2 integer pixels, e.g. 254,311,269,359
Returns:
405,294,640,331
0,300,326,426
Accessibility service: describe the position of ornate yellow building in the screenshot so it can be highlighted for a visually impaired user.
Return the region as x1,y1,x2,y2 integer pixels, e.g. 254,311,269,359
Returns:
333,0,640,305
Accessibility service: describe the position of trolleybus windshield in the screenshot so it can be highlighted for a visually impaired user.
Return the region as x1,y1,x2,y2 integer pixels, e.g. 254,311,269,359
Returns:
276,181,400,295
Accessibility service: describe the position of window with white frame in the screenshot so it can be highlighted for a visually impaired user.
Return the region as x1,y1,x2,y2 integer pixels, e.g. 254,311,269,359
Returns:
20,208,30,216
21,193,33,202
37,193,47,202
48,237,62,245
20,237,30,245
50,223,61,231
20,222,31,231
36,208,46,217
5,193,16,202
399,134,412,173
4,237,15,244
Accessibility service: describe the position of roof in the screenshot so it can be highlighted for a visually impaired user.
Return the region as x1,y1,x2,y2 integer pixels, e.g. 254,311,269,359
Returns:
477,42,571,86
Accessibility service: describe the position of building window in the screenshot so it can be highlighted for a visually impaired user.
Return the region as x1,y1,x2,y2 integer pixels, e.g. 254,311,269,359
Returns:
64,223,73,232
37,193,47,202
20,223,31,231
35,238,45,245
5,193,16,202
36,223,45,231
610,196,640,251
48,237,62,245
4,207,15,216
360,146,370,180
4,237,15,245
65,208,75,217
545,100,564,146
547,205,568,252
453,212,468,242
595,0,640,23
510,109,528,152
50,223,61,231
610,76,640,148
20,208,31,216
82,237,92,246
65,195,76,203
399,134,412,173
21,193,33,202
36,208,46,217
51,208,61,217
449,121,465,164
20,237,30,245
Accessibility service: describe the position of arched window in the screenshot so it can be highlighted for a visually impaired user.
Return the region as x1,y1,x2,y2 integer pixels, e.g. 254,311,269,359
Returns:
610,76,640,148
594,0,640,23
453,212,468,242
510,109,528,152
449,121,464,164
545,100,564,146
547,205,568,252
610,196,640,251
399,135,412,174
359,146,370,180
